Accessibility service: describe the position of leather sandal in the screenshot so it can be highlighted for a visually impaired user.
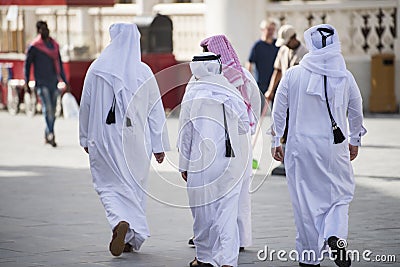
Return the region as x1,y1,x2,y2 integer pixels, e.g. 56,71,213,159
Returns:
109,221,129,256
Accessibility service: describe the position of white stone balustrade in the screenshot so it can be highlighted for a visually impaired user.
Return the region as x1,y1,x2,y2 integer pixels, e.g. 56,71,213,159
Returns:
265,0,398,57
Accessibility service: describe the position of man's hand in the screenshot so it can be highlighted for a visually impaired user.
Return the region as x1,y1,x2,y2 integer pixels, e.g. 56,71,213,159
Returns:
264,89,274,102
65,83,71,93
84,147,89,154
181,171,187,182
23,83,31,94
271,146,284,162
349,144,358,161
154,152,165,163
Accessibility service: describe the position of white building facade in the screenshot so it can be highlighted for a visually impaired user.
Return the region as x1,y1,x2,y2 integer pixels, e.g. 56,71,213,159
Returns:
152,0,400,112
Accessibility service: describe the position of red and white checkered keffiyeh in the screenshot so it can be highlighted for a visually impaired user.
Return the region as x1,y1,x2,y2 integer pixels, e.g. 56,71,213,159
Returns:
200,35,253,127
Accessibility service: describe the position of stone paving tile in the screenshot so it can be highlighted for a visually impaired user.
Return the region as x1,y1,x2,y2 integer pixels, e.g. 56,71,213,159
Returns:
0,112,399,266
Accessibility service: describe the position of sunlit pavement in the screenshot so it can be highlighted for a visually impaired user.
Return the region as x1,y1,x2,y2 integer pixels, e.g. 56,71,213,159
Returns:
0,110,399,266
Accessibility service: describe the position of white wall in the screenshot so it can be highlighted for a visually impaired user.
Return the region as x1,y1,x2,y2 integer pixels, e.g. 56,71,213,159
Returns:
346,58,372,112
204,0,265,63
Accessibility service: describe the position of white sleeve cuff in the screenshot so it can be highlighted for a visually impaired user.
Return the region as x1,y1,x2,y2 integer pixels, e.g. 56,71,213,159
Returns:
350,137,361,146
271,136,281,148
80,138,87,148
349,126,367,146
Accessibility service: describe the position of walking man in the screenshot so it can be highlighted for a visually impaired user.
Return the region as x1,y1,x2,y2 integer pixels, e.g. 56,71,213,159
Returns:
271,24,366,267
201,35,261,251
246,18,279,113
24,20,69,147
178,52,249,267
79,23,169,256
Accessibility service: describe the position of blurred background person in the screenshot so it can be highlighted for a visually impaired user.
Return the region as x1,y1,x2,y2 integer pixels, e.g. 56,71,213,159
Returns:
24,20,70,147
246,18,279,114
265,24,308,176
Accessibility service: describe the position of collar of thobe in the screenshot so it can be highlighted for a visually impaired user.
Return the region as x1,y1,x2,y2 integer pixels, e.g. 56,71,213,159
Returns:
187,73,242,100
299,24,348,107
90,23,140,97
186,69,245,115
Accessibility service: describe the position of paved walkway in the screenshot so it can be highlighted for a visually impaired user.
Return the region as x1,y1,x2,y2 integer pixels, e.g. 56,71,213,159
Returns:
0,111,399,266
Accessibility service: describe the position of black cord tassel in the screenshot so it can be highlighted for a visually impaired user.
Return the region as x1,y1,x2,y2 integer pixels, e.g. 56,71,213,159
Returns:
225,139,235,158
106,108,115,124
333,124,346,144
106,95,116,125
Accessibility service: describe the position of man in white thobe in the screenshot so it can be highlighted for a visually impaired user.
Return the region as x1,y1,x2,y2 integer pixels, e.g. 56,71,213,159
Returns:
79,23,170,257
271,24,366,267
200,35,261,250
178,52,249,267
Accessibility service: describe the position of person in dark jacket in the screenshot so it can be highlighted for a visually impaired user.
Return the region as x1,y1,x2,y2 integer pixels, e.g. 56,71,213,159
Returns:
24,20,69,147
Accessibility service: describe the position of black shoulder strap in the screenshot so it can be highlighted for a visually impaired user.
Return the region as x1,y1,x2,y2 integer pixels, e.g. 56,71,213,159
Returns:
323,76,336,128
222,104,228,139
223,104,235,157
318,28,345,144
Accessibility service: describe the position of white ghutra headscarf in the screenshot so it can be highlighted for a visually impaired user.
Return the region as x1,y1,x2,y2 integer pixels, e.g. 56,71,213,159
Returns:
89,23,142,115
300,24,348,107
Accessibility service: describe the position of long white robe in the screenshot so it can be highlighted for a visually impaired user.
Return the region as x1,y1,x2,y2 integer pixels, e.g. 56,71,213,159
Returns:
237,68,261,248
178,55,249,266
79,61,169,251
271,24,366,265
197,33,260,248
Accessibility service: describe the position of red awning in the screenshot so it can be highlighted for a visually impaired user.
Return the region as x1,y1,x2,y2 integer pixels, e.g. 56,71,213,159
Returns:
0,0,114,6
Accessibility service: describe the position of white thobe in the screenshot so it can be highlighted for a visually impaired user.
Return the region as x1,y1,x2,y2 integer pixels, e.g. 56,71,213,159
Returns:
178,74,249,267
272,66,365,265
79,62,169,250
237,68,261,247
